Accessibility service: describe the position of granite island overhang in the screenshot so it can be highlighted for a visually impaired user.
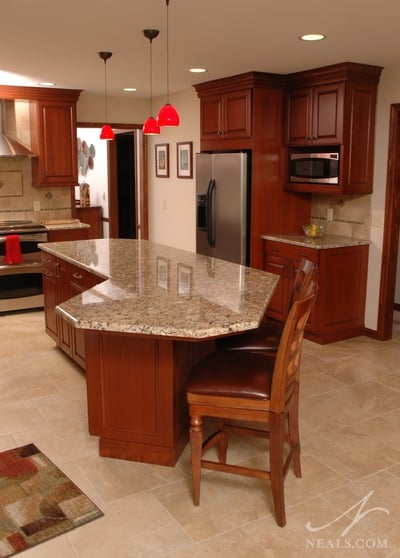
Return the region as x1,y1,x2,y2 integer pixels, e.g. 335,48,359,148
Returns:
39,239,279,466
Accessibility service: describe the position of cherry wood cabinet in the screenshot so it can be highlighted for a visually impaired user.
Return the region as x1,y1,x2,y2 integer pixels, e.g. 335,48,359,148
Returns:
74,206,103,238
285,62,382,195
286,82,344,146
263,239,369,344
29,90,81,188
198,89,252,142
47,227,89,242
41,252,103,368
194,72,311,270
0,86,81,189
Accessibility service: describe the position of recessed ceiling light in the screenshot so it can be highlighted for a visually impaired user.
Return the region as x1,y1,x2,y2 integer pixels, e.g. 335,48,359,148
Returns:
38,82,56,87
300,34,326,41
189,68,207,74
123,87,137,92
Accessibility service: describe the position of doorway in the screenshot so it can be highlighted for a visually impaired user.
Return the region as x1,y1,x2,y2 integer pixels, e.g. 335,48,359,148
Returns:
377,103,400,339
76,123,148,240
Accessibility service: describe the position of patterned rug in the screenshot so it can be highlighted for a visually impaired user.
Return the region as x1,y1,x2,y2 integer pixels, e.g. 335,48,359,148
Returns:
0,444,103,557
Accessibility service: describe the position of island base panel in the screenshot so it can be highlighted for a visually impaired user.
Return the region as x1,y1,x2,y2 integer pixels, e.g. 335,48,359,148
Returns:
85,331,214,466
99,432,189,467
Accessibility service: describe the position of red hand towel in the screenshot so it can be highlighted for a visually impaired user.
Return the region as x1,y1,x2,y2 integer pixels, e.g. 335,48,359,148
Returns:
4,235,22,264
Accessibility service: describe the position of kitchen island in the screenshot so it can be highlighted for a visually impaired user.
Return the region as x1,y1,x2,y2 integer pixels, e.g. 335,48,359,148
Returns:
39,239,279,466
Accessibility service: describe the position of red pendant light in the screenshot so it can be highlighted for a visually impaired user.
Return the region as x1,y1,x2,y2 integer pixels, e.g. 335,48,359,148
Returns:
157,0,180,127
98,51,115,140
143,29,160,136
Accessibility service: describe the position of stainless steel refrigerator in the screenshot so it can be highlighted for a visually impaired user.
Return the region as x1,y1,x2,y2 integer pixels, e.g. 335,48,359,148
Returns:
196,152,249,265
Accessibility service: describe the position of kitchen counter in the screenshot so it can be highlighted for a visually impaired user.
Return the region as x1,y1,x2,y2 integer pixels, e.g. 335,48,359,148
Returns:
39,239,279,466
40,238,278,339
39,218,90,231
261,233,370,249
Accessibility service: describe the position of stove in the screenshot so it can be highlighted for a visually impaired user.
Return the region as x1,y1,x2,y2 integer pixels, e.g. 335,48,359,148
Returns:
0,220,48,313
0,220,47,234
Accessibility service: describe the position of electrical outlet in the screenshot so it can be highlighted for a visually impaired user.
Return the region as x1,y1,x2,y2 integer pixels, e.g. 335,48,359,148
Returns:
326,208,333,221
162,200,167,210
33,201,40,211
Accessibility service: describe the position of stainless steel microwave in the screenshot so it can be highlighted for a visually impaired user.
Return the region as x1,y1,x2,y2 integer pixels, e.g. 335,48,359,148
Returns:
289,151,339,184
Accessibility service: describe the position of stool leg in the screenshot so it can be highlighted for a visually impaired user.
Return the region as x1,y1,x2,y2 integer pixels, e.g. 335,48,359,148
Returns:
189,414,203,506
269,413,286,527
217,419,228,463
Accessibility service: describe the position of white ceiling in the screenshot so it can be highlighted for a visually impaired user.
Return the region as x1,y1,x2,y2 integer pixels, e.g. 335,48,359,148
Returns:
1,0,398,99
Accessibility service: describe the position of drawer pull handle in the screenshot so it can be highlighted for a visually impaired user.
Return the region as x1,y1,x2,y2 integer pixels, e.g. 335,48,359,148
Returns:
72,273,83,280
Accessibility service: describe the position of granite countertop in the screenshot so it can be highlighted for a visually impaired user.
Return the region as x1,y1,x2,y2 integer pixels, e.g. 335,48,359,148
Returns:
39,218,90,231
39,239,279,339
261,233,370,249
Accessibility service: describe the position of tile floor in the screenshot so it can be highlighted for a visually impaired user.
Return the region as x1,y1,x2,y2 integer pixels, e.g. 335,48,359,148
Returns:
1,310,400,557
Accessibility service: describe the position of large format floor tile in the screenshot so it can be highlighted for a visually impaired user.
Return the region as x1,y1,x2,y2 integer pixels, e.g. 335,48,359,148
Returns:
0,309,399,557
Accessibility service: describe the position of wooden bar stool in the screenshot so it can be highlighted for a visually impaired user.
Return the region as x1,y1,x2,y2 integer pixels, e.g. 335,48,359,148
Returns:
216,258,316,355
186,281,318,527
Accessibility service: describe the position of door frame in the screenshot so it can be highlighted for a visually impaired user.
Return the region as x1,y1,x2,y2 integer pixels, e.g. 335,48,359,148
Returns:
75,122,148,240
376,103,400,339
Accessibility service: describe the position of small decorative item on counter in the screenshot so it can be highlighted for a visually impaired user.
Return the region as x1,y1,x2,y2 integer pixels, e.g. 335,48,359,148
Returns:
80,183,90,206
302,224,325,238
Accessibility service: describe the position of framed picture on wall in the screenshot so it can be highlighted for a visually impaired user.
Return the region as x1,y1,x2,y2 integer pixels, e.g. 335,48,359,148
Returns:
155,144,169,177
177,142,193,178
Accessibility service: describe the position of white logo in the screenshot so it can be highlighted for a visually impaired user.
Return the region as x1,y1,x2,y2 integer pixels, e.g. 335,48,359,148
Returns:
306,491,389,537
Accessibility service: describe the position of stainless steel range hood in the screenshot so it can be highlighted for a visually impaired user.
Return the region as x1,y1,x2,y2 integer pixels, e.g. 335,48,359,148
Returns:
0,101,36,157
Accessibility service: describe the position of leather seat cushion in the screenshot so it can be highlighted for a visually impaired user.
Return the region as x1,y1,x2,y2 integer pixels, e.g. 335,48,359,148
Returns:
187,350,274,400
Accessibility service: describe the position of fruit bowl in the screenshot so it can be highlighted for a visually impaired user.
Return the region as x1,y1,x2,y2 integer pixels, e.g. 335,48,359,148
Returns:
302,224,325,238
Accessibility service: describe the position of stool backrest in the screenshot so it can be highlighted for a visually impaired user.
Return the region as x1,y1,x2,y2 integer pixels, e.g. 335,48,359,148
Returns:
271,280,318,413
290,258,316,307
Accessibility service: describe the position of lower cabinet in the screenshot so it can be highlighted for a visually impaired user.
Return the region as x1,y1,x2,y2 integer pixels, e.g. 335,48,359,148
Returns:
263,240,369,344
41,253,103,368
47,227,89,242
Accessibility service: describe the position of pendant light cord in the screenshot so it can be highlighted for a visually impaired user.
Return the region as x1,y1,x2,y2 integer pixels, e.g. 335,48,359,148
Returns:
103,60,109,123
165,0,170,102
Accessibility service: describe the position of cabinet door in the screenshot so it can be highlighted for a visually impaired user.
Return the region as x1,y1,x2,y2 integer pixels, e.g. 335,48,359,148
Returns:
312,83,344,144
200,95,222,140
286,87,312,145
56,260,73,356
200,90,252,141
286,83,343,145
41,255,58,341
32,101,78,187
224,89,252,139
263,254,288,321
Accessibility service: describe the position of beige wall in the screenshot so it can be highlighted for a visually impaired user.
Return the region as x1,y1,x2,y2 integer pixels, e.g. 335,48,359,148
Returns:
146,89,200,252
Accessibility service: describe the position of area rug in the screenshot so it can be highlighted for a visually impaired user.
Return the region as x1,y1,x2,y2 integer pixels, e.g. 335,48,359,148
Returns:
0,443,103,557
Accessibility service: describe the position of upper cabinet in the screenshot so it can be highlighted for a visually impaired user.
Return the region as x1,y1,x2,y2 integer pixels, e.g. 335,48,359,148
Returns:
194,72,287,151
198,89,252,142
285,62,382,194
30,90,81,187
0,85,81,188
286,82,344,146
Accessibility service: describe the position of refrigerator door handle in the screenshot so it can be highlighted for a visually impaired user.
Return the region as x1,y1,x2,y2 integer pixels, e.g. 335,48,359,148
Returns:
206,179,216,247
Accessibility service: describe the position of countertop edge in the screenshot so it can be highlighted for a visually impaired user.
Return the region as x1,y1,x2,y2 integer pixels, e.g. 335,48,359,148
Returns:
261,233,370,249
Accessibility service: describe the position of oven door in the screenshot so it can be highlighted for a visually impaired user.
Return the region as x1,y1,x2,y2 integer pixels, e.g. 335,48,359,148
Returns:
0,232,46,313
0,262,44,312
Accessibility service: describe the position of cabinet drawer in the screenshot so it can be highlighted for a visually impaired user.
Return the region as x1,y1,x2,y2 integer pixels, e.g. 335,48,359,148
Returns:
41,252,58,274
264,240,319,264
69,264,102,291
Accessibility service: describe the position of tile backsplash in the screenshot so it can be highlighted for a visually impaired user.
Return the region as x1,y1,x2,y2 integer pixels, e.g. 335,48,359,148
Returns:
311,193,371,240
0,157,72,222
